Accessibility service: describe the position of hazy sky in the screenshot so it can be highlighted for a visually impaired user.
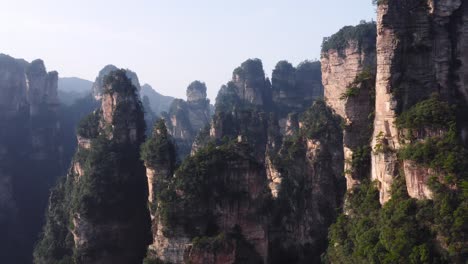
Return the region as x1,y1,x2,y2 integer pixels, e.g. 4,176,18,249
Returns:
0,0,376,101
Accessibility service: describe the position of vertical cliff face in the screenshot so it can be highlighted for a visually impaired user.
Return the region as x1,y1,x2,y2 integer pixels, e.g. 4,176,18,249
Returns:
164,81,212,160
34,69,151,264
321,22,377,191
211,59,273,161
231,58,271,107
141,120,180,262
326,1,468,262
92,64,157,135
268,101,345,264
372,0,468,203
143,139,268,264
0,54,63,264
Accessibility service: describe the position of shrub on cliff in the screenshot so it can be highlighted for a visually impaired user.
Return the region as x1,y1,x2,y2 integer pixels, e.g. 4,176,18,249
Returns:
396,95,455,130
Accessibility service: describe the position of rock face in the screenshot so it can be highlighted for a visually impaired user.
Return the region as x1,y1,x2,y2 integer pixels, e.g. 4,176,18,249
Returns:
144,59,343,264
267,101,345,264
231,59,271,106
93,65,159,135
0,54,63,264
143,138,268,264
34,69,151,264
321,22,377,191
164,81,211,160
402,160,434,200
372,0,467,203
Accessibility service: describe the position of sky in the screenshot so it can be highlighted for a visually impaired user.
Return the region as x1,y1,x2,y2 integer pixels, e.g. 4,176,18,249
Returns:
0,0,376,101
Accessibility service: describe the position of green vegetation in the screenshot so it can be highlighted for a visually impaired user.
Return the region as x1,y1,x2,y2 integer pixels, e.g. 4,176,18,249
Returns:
296,60,322,80
76,111,100,138
397,96,467,185
35,69,150,263
346,146,371,177
70,133,147,222
140,120,177,216
149,139,259,236
112,95,146,142
265,101,345,264
399,129,468,177
326,174,467,263
340,69,375,100
373,131,393,154
33,179,74,264
233,58,265,79
322,21,377,56
396,95,455,130
327,95,468,263
326,179,442,263
103,69,139,96
300,100,343,143
71,70,148,221
192,232,228,250
192,124,212,151
340,87,360,100
214,82,242,113
141,120,176,170
273,60,295,77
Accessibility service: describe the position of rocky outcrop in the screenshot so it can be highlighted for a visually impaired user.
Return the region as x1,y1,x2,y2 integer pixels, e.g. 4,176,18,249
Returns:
209,59,276,161
144,59,344,263
402,160,434,200
143,138,269,264
164,81,211,159
34,69,150,264
0,54,59,116
0,54,63,264
268,101,345,264
271,60,323,115
231,59,271,106
372,0,467,203
321,22,377,191
148,60,344,263
92,64,140,99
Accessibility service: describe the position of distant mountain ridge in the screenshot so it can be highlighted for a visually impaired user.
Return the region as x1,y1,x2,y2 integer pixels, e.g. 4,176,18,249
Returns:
58,77,93,105
58,77,93,93
140,83,175,115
